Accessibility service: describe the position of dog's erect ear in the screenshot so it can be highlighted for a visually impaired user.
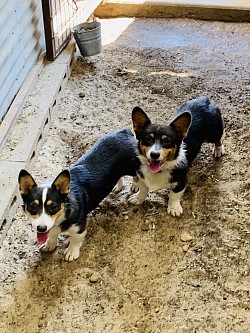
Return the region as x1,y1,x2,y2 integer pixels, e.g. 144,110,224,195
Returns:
52,170,70,195
170,112,191,138
132,107,151,136
18,170,37,196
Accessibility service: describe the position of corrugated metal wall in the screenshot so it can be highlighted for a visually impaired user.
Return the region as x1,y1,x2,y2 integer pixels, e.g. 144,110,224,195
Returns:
0,0,45,121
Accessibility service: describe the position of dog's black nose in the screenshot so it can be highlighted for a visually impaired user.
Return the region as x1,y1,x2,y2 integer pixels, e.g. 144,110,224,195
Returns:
37,225,47,233
150,151,160,160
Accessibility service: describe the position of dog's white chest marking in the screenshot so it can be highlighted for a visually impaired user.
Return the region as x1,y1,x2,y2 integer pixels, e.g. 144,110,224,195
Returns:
139,165,175,191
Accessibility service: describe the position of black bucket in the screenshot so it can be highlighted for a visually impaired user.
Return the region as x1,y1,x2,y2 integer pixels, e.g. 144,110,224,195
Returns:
73,21,102,57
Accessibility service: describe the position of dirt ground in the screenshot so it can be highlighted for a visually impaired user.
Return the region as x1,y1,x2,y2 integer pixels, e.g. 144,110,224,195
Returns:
0,18,250,333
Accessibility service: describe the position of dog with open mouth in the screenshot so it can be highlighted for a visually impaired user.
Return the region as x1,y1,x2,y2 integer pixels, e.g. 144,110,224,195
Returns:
129,96,225,216
18,128,141,261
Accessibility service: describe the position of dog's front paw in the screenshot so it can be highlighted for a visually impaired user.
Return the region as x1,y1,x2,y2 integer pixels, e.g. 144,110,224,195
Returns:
213,144,225,158
131,180,139,193
40,239,57,252
113,178,124,193
167,201,183,217
128,193,145,205
131,183,139,193
64,246,80,261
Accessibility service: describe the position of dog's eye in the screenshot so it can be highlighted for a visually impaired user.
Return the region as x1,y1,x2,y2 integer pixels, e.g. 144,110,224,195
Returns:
28,203,38,215
143,136,153,145
162,137,171,145
48,203,60,215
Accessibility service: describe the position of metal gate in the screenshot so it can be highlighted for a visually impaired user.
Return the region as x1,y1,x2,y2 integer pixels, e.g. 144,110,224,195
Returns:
41,0,103,61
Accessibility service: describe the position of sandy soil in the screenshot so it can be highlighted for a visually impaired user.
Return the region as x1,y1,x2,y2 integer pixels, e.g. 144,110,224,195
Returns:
0,18,250,333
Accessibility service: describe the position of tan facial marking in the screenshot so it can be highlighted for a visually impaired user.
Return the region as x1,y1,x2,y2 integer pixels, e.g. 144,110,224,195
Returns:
34,199,39,205
162,147,177,161
162,135,167,140
140,144,150,157
50,203,65,222
149,133,154,138
47,200,52,206
26,210,39,219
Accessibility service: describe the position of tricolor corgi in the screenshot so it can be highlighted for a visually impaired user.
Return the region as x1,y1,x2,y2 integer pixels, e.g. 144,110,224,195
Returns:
18,128,140,261
129,96,225,216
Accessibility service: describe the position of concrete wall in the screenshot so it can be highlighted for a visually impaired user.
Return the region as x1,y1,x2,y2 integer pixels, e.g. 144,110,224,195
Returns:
95,0,250,21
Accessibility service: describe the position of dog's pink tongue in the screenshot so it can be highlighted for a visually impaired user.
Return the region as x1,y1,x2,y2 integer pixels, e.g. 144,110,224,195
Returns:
37,232,49,244
148,160,161,173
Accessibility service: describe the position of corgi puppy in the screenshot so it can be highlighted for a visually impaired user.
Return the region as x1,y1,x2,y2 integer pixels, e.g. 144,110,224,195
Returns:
18,128,141,261
129,96,225,217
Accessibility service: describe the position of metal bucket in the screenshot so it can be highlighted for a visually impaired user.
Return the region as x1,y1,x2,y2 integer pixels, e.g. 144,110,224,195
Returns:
73,21,102,57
